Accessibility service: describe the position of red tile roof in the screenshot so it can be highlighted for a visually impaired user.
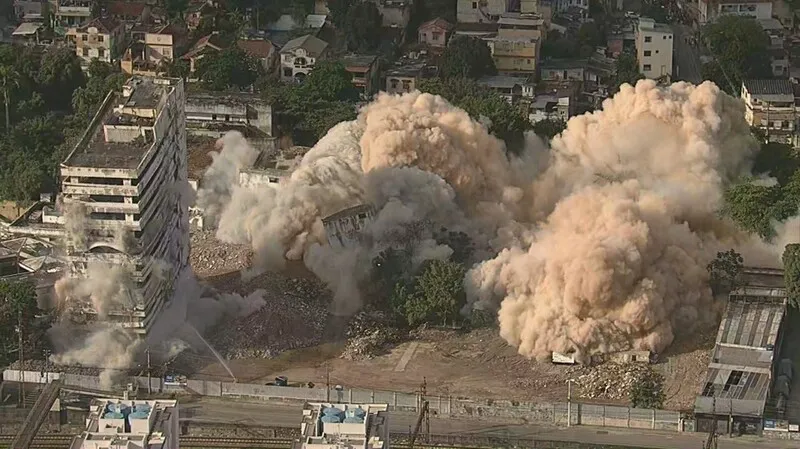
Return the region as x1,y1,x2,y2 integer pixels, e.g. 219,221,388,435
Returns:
236,39,275,59
419,18,454,32
107,1,148,18
77,17,122,34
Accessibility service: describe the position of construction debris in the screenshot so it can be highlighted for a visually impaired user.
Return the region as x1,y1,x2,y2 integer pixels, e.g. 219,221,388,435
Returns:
571,362,653,401
341,310,404,361
190,230,251,277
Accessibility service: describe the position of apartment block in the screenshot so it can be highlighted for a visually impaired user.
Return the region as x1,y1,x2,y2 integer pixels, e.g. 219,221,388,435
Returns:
696,0,773,24
68,17,125,68
53,0,92,26
741,79,798,145
635,17,673,81
7,77,190,335
488,35,539,75
457,0,506,23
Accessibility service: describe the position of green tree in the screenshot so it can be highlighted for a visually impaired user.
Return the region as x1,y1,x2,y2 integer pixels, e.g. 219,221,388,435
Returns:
533,118,567,141
783,244,800,309
700,15,772,94
404,259,466,327
163,0,190,21
540,30,579,60
419,77,531,154
161,58,191,79
0,65,20,131
707,249,744,296
752,142,799,185
439,36,496,79
327,0,354,28
35,46,85,112
415,0,456,24
629,368,666,409
0,278,43,367
342,1,383,52
295,61,359,102
433,227,473,265
612,52,644,93
722,182,780,238
196,47,262,91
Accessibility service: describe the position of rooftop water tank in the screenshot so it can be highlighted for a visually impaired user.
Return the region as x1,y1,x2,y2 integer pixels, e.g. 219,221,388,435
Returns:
320,415,342,423
106,403,130,414
323,407,343,417
346,407,366,419
133,404,152,414
103,411,124,419
343,416,365,424
129,411,150,420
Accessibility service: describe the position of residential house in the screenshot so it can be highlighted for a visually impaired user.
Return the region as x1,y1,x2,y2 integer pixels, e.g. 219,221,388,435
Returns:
53,0,93,26
106,1,151,27
529,81,580,123
488,36,539,75
340,55,380,98
11,22,45,45
184,1,214,31
237,39,279,74
418,18,453,47
760,18,788,78
14,0,49,21
280,34,328,82
122,23,186,75
635,17,673,81
478,75,525,103
385,62,425,94
374,0,412,30
540,58,587,82
456,0,506,23
696,0,772,24
181,32,230,72
741,79,798,145
453,22,499,39
69,17,125,68
266,13,327,46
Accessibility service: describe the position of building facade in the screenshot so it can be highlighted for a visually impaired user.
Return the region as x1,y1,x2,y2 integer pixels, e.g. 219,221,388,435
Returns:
295,402,389,449
32,76,189,335
322,205,375,251
457,0,505,23
635,17,673,81
741,79,798,145
54,0,92,26
418,18,453,47
69,18,125,67
69,399,179,449
280,34,329,82
489,36,539,74
696,0,773,24
340,55,380,98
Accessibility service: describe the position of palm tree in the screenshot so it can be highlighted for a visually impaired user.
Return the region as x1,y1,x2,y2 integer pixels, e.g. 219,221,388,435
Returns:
0,65,20,131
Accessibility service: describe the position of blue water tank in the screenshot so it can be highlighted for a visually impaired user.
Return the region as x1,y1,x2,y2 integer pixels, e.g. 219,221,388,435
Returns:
103,412,124,419
133,404,152,414
343,416,365,423
106,403,130,414
353,408,366,419
320,415,341,423
323,407,343,417
129,411,149,420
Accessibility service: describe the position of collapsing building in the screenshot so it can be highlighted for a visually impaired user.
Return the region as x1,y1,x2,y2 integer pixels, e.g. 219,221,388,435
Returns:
694,267,789,435
6,76,190,336
321,205,376,250
293,402,389,449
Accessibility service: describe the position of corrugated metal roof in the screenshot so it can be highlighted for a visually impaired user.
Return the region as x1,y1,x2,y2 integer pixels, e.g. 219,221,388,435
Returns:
701,367,771,402
743,79,794,96
716,299,785,348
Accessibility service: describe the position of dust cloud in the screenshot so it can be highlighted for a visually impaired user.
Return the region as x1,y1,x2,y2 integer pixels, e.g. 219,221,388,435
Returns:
198,80,786,361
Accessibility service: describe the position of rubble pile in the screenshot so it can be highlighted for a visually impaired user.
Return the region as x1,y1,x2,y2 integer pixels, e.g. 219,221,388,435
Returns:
341,310,405,361
571,362,653,401
210,288,330,359
8,359,114,376
190,230,251,277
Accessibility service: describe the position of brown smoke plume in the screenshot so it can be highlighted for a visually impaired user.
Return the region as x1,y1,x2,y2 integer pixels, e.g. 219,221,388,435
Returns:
200,80,784,360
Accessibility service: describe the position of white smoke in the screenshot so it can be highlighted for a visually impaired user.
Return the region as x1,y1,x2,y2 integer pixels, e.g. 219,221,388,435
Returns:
198,80,789,362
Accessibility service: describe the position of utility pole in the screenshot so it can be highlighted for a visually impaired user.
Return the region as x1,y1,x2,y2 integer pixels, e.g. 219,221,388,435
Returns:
18,309,24,408
146,347,152,395
422,377,430,442
567,379,573,428
326,364,330,402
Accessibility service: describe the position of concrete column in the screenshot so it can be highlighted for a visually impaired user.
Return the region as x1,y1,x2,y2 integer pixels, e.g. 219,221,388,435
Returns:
393,392,397,407
349,389,353,403
652,409,656,429
602,405,606,427
627,407,631,427
370,390,375,402
448,395,452,416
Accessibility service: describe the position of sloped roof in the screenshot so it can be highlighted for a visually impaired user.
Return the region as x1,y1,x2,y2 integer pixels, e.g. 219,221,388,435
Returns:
743,79,794,96
12,22,43,36
420,17,454,31
76,17,122,34
280,34,328,57
237,39,275,59
183,32,230,59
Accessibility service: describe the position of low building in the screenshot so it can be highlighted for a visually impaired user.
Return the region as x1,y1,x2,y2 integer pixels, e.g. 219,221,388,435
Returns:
69,399,179,449
488,36,539,75
185,90,277,153
122,24,187,75
418,18,453,47
266,13,327,46
181,32,230,72
456,0,505,24
293,402,389,449
540,58,587,82
694,267,788,435
635,17,673,81
184,1,214,31
384,62,427,94
741,79,797,145
453,22,499,39
106,1,151,26
497,12,546,40
374,0,412,30
14,0,49,21
478,75,525,103
11,22,45,45
54,0,93,27
237,38,279,74
68,17,125,68
280,34,329,82
528,83,577,123
322,205,376,250
340,55,380,98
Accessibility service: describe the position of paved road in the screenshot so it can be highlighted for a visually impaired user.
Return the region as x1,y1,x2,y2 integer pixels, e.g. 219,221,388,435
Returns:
672,24,703,84
181,397,800,449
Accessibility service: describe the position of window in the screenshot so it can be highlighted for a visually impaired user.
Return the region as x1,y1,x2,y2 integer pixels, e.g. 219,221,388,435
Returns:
644,36,652,43
390,79,399,89
98,48,105,58
98,35,104,42
283,67,292,77
81,34,88,41
432,31,442,41
643,64,652,71
644,50,651,57
472,1,477,8
82,48,89,57
663,35,667,39
224,115,230,122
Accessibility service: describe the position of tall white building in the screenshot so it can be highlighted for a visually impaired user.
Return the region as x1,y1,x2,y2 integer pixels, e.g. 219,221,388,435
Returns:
696,0,773,24
8,76,190,336
635,17,673,81
69,399,179,449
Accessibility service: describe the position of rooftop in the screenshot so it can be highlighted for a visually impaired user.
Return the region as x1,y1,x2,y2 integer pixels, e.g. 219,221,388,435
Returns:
419,17,453,31
743,79,795,97
386,62,426,77
479,75,528,89
322,204,376,224
541,58,589,70
63,77,176,170
107,0,148,18
280,34,328,57
70,399,177,449
298,402,388,449
187,136,216,180
237,38,275,59
339,54,378,71
76,17,121,33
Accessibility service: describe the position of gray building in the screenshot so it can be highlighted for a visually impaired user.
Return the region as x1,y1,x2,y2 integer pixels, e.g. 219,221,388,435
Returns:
185,90,277,154
6,76,190,336
322,204,376,250
694,267,788,435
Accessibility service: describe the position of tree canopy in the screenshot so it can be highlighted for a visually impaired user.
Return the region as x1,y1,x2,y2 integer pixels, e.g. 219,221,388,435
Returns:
707,249,744,296
341,2,383,52
533,118,567,141
629,368,666,409
783,244,800,309
700,15,772,94
612,52,644,93
439,36,496,79
419,77,531,154
403,259,467,327
0,278,45,367
195,47,263,91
